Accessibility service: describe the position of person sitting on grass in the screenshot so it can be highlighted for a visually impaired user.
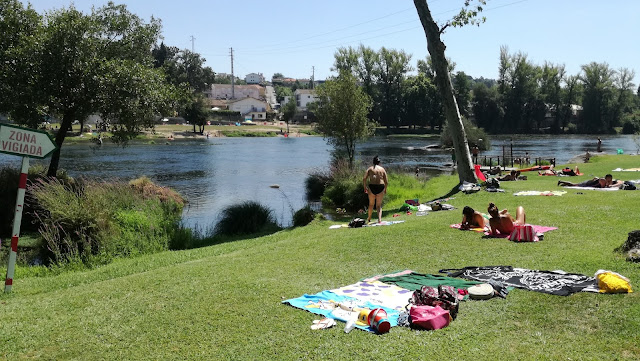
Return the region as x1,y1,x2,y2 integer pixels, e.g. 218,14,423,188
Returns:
558,177,607,188
497,170,520,181
461,206,488,230
488,202,526,236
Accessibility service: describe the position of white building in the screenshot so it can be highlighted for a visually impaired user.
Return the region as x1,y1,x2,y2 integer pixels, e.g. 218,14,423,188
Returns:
228,97,268,120
205,84,262,100
245,73,265,84
282,89,318,111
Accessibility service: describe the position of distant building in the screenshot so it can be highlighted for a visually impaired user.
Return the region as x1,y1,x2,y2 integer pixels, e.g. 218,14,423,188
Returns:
228,97,268,120
245,73,265,84
282,89,317,111
205,84,263,100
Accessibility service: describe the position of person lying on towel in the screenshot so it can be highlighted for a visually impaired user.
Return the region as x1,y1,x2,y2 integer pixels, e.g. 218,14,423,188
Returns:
461,206,488,230
487,202,526,236
497,170,520,181
558,174,621,188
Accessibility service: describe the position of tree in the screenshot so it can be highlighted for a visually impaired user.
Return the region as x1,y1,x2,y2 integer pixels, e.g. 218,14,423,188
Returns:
413,0,486,183
315,71,374,167
3,3,173,176
281,97,297,134
272,72,284,79
375,47,412,127
183,95,209,134
274,85,293,103
580,62,616,133
452,71,472,118
403,74,441,129
472,83,503,132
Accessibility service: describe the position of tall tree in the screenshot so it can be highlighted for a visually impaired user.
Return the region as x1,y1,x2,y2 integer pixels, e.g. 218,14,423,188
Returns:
183,95,208,134
375,47,412,127
472,83,503,132
281,97,297,134
315,71,374,167
539,62,565,133
413,0,486,183
452,71,472,118
580,62,616,133
3,3,173,176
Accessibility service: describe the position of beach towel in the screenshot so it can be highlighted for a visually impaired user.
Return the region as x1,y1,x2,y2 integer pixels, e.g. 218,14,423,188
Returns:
376,272,481,292
484,224,558,238
441,266,598,296
450,223,487,233
282,290,401,332
613,167,640,172
328,220,405,229
563,186,619,191
329,281,412,311
513,190,567,196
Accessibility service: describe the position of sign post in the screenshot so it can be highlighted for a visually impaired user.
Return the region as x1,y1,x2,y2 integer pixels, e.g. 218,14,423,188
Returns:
0,124,57,293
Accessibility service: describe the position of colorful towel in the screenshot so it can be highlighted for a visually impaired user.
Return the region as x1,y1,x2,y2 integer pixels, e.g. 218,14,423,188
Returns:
376,272,481,292
282,290,401,332
329,281,412,311
365,220,405,227
450,223,487,233
484,224,558,238
441,266,598,296
513,190,567,196
563,186,619,191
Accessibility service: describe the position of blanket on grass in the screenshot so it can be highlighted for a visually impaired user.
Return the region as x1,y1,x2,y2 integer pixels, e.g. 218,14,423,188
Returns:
328,220,405,229
329,280,412,311
483,225,558,238
513,190,567,196
613,167,640,172
441,266,598,296
282,290,401,333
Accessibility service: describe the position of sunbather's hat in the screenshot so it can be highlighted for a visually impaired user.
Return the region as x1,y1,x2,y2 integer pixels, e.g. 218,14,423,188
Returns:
468,283,495,300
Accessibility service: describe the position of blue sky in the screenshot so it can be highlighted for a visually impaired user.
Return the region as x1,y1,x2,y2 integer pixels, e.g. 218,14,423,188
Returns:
30,0,639,85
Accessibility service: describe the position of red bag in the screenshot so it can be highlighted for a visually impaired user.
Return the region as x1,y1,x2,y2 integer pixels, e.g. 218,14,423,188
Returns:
509,224,539,242
409,305,451,330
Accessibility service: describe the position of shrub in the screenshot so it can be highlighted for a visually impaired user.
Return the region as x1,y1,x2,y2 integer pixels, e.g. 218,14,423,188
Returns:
440,118,491,150
321,177,368,212
215,201,280,236
305,171,330,200
292,206,316,227
27,177,184,266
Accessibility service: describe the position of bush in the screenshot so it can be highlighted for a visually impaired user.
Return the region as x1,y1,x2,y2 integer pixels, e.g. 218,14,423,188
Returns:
215,201,280,236
321,177,368,212
305,172,330,200
27,177,184,266
440,118,491,150
292,206,316,227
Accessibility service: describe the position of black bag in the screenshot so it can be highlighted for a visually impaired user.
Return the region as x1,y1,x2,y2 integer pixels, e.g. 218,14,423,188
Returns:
622,181,637,190
486,178,500,189
348,218,366,228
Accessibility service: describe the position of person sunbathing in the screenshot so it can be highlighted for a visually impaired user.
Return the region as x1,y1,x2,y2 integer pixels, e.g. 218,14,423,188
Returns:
560,166,580,176
604,174,624,188
461,206,488,230
558,177,607,188
487,202,525,236
497,170,520,181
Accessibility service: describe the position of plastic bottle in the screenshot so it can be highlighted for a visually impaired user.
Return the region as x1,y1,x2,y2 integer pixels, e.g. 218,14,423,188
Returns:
344,319,356,333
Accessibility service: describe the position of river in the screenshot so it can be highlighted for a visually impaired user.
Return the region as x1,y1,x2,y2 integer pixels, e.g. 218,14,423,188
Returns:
1,134,638,228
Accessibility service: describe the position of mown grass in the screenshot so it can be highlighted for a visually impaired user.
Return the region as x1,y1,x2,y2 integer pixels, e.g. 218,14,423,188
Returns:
1,155,640,360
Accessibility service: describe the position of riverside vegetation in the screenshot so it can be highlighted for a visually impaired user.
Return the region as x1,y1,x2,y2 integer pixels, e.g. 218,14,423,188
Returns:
0,155,639,359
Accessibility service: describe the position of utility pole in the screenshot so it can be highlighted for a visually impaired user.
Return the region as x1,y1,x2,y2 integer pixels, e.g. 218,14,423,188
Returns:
311,66,315,89
190,35,195,52
230,47,235,99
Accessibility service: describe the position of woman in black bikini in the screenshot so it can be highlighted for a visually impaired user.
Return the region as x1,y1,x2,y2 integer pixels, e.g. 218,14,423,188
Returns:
363,155,388,224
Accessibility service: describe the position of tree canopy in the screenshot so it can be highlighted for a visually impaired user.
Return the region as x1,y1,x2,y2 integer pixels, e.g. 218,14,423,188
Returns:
315,71,374,167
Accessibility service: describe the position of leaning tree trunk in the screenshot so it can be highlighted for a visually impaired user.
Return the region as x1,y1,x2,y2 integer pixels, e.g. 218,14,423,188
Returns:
47,112,74,177
413,0,477,184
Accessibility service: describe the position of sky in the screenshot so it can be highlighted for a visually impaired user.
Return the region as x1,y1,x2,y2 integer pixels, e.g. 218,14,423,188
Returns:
29,0,640,85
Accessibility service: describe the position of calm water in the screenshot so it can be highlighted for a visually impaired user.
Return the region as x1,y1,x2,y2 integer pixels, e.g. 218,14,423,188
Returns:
1,134,638,228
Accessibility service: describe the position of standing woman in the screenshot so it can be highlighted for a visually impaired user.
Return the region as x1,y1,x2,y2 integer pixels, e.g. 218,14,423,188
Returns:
363,155,388,224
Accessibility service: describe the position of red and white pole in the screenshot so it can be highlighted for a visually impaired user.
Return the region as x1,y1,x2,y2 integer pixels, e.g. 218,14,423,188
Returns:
5,156,29,293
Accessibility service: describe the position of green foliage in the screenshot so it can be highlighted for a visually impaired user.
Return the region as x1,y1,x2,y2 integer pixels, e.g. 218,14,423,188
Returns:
315,71,374,166
27,177,183,266
305,171,331,201
214,201,280,236
441,118,490,150
292,206,316,228
321,177,368,212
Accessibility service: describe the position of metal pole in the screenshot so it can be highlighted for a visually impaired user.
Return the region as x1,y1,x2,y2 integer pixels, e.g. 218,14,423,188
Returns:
5,156,29,293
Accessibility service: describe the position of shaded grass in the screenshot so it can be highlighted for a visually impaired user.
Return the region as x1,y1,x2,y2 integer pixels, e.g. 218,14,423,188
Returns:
0,155,639,360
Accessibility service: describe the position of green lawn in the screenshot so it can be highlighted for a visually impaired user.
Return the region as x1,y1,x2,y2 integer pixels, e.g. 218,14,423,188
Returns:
1,155,640,360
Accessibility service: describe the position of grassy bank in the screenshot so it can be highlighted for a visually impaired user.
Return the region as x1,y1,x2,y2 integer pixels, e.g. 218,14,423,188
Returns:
1,155,639,359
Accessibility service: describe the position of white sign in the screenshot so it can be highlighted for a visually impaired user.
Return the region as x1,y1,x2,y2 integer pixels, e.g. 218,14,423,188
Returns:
0,124,57,159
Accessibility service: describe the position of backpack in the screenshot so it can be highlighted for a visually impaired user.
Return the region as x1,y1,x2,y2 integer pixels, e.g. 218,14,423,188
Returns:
348,218,366,228
410,285,459,320
486,178,500,189
622,181,637,190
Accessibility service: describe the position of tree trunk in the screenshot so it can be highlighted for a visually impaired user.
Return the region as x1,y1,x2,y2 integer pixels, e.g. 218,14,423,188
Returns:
414,0,476,184
47,112,74,177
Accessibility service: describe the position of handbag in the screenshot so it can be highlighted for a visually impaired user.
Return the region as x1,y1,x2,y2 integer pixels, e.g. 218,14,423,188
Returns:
509,224,539,242
410,286,459,320
409,305,451,330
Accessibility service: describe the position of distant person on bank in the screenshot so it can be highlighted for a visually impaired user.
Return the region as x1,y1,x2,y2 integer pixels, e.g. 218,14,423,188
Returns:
363,155,388,224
